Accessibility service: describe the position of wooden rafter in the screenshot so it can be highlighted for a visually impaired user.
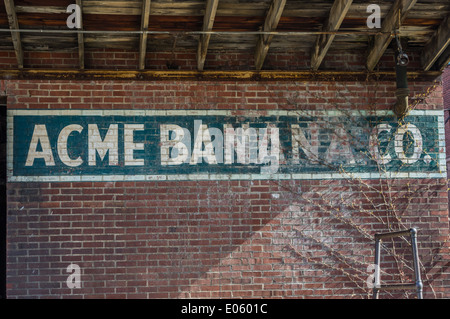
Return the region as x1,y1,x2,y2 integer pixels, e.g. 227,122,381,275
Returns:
366,0,417,72
421,15,450,71
435,46,450,71
139,0,152,70
254,0,286,71
0,69,441,82
311,0,353,71
197,0,219,71
76,0,85,70
4,0,23,69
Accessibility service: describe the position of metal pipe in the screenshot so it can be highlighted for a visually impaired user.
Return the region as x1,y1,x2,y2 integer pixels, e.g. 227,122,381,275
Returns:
373,238,381,299
410,228,423,299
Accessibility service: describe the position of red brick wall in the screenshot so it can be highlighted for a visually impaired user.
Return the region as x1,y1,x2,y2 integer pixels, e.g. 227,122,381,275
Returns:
444,66,450,110
443,67,450,214
3,79,444,111
444,66,450,158
0,48,423,71
2,53,450,299
6,178,449,298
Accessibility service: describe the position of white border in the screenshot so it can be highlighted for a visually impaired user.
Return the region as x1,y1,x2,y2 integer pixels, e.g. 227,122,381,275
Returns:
6,109,447,182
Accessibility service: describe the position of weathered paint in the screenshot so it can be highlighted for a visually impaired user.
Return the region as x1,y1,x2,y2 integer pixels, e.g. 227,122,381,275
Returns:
8,109,445,181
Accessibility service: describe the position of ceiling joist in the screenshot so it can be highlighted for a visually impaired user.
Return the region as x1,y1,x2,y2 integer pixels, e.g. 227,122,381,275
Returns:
139,0,152,70
366,0,417,72
76,0,85,70
435,46,450,71
0,0,448,77
421,15,450,71
4,0,23,69
311,0,353,71
197,0,219,71
254,0,286,71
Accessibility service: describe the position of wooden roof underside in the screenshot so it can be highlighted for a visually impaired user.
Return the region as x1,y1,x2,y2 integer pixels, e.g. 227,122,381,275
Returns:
0,0,449,77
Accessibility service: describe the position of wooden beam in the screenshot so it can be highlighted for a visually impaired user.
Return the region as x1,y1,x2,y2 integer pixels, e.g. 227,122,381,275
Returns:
197,0,219,71
139,0,152,70
421,15,450,71
254,0,286,70
76,0,85,70
435,46,450,71
366,0,417,72
3,0,23,69
311,0,353,71
0,69,441,83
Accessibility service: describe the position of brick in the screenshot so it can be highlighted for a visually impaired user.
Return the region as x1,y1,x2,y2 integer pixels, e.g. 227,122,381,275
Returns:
4,56,450,300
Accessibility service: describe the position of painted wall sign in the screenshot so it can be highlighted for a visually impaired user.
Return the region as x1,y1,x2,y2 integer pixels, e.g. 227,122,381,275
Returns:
7,109,446,182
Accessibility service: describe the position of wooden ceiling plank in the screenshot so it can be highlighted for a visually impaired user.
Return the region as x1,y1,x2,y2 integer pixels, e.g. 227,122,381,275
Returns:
255,0,287,70
366,0,417,72
76,0,84,69
421,15,450,71
15,6,68,14
4,0,23,69
139,0,152,70
197,0,219,71
311,0,353,71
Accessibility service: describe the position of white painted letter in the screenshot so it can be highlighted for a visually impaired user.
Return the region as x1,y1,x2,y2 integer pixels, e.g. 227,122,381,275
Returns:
124,124,145,166
259,126,280,174
367,4,381,29
66,4,81,29
224,124,257,164
57,124,83,167
325,125,356,165
369,124,392,165
190,120,219,165
291,123,319,164
66,264,81,289
25,125,55,167
395,124,423,164
160,125,190,165
88,124,119,166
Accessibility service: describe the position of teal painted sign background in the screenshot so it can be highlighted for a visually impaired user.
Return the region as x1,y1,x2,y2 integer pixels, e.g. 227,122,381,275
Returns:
8,110,444,181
